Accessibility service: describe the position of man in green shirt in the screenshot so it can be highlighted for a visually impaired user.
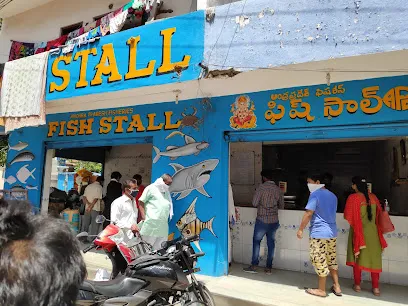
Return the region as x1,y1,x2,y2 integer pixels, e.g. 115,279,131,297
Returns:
138,174,173,250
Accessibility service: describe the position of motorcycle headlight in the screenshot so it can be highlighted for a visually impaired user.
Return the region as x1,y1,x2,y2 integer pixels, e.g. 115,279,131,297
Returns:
166,245,177,254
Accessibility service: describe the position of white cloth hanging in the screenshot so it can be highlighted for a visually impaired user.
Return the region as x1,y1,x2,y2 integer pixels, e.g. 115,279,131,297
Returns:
0,52,48,117
109,10,128,34
0,52,48,132
0,52,48,133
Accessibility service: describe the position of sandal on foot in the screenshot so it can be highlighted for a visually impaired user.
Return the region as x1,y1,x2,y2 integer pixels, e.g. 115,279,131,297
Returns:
331,286,343,297
305,288,327,298
372,288,381,296
353,285,361,293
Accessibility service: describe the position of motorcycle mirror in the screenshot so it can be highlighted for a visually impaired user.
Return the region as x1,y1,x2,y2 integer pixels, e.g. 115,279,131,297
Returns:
77,232,89,238
95,215,106,224
76,232,89,241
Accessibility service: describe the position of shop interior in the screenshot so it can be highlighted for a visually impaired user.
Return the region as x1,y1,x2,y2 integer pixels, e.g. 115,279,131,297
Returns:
46,143,153,217
230,137,408,216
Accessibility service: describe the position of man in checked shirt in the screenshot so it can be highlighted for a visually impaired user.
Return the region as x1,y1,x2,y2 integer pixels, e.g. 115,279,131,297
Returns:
244,169,284,275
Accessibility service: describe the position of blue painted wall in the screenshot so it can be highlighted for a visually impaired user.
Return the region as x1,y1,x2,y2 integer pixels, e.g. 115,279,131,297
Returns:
204,0,408,71
5,74,408,276
46,10,205,101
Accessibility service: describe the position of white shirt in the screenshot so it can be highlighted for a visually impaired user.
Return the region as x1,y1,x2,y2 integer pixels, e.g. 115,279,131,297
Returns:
111,194,138,229
83,182,103,212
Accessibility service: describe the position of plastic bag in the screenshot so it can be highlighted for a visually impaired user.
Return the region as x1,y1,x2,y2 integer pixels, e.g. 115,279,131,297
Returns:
94,268,110,281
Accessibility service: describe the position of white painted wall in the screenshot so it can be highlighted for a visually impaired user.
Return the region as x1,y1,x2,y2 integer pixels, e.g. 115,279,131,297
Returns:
0,0,197,63
103,144,153,194
230,142,262,205
233,208,408,286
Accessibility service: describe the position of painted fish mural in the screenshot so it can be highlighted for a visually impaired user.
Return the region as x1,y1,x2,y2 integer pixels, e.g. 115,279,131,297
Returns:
176,197,198,231
153,132,209,164
26,185,38,190
8,151,35,166
16,164,36,184
5,175,17,185
9,141,29,152
174,197,216,251
169,159,219,200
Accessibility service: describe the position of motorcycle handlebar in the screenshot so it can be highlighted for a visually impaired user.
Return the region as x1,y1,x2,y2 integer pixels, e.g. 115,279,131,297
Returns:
83,244,95,254
182,235,200,244
161,235,200,250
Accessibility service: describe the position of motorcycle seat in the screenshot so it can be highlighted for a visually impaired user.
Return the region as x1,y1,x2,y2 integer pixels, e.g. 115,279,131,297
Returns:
80,275,145,297
128,254,169,270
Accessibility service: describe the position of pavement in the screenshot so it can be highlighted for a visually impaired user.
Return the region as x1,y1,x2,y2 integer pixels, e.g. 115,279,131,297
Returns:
83,251,408,306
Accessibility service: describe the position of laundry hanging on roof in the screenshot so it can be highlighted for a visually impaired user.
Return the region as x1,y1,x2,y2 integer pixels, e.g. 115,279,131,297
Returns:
46,35,68,51
67,27,85,41
88,26,102,40
8,41,35,61
109,10,129,34
83,21,97,32
144,0,161,13
100,12,114,36
34,42,47,54
0,52,48,133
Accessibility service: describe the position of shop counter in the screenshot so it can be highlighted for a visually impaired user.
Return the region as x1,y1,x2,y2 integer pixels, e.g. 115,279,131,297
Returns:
232,207,408,286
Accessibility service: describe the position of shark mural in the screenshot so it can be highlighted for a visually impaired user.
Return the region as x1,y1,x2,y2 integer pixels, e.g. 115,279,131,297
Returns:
169,159,219,200
153,131,209,164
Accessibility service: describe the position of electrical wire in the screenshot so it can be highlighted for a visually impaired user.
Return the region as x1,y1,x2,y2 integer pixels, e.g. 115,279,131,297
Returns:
206,3,232,67
220,0,248,69
206,63,408,74
0,0,13,11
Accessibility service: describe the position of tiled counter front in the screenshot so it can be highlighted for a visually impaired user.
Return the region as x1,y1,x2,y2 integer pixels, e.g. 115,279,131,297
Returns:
232,208,408,286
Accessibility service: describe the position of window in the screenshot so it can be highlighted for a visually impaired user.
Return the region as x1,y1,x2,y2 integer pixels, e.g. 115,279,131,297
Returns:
93,13,110,21
60,22,83,36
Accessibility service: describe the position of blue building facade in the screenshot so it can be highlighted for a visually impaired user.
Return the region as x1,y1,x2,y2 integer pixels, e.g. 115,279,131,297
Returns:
4,2,408,277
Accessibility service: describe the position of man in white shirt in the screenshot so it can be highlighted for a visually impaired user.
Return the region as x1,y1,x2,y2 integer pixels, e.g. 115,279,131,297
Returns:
111,179,139,235
81,176,104,239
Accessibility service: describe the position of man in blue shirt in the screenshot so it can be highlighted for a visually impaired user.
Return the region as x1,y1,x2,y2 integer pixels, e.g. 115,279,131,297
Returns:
297,173,342,298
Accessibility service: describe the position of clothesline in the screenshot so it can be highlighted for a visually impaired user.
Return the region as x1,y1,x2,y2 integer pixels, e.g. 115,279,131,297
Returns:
8,0,159,61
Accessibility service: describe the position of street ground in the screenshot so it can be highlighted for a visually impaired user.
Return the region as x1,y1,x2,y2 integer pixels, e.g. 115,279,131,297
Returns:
83,251,408,306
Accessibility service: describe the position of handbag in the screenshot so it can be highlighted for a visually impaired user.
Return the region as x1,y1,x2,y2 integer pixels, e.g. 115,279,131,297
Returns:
378,209,395,234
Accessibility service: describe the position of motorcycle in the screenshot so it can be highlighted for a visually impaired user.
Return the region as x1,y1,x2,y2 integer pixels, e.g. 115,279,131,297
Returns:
77,215,215,306
77,215,150,279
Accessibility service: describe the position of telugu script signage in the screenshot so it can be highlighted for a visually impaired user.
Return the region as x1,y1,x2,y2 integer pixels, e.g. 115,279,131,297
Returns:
264,83,408,126
227,76,408,133
45,11,204,101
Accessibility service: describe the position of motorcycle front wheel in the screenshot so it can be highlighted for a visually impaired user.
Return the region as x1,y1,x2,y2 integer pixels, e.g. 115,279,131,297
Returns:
188,282,215,306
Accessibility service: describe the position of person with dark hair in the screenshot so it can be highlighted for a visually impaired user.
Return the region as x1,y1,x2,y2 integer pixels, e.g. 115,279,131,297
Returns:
81,176,104,238
322,172,333,191
244,169,284,275
133,174,146,224
0,199,86,306
110,179,140,237
138,174,173,250
297,173,341,297
103,171,123,228
344,176,388,296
